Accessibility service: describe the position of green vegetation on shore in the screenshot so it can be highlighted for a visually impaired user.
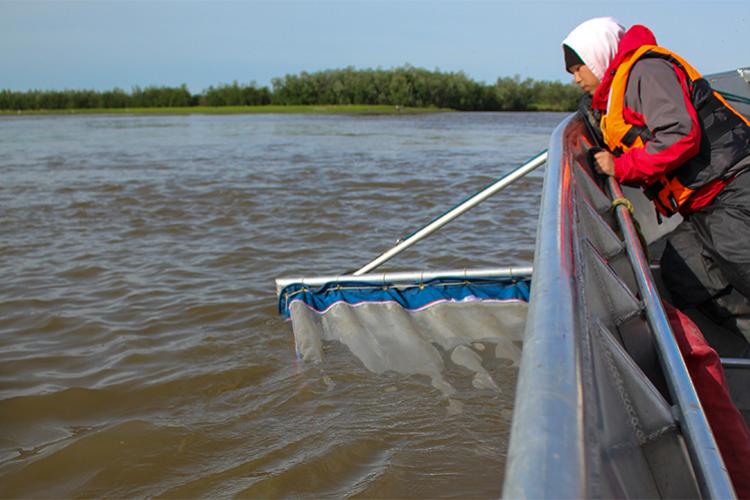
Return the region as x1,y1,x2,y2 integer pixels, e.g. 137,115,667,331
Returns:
0,105,449,116
1,65,580,114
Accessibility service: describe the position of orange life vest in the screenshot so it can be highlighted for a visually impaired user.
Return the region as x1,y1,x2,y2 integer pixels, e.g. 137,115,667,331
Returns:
600,45,750,216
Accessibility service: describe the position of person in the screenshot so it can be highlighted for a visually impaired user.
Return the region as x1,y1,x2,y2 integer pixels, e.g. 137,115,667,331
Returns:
562,17,750,343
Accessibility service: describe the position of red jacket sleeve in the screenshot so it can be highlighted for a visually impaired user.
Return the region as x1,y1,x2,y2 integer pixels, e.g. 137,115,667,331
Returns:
613,58,702,185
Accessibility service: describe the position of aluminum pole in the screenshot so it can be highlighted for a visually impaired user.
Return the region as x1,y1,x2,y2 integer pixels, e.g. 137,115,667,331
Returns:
353,150,548,276
721,357,750,369
275,265,532,297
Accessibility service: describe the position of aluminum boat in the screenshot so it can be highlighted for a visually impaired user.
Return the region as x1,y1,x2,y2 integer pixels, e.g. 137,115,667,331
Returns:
503,68,750,499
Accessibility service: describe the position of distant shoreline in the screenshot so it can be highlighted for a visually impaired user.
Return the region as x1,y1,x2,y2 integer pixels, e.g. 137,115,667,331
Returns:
0,105,454,116
1,67,580,113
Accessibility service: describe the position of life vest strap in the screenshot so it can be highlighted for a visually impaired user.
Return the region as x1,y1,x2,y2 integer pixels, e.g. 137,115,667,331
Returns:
643,178,682,217
621,125,653,147
643,180,664,200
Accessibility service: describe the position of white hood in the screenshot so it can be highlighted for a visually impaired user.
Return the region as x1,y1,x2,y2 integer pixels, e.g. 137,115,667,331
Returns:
562,17,624,80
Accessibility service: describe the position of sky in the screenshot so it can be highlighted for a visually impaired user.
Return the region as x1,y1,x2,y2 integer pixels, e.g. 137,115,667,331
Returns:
1,0,748,93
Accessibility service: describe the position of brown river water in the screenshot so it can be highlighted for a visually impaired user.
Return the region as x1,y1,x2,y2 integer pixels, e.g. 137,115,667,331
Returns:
0,111,565,498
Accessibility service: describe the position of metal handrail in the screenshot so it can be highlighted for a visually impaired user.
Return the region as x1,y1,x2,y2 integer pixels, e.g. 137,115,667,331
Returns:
353,150,548,275
608,178,736,498
721,357,750,369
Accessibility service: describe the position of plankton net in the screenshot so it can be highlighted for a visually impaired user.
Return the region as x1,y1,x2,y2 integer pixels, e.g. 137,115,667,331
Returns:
275,151,546,397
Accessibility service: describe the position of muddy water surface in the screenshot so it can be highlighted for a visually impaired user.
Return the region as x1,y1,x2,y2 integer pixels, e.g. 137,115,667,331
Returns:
0,111,565,498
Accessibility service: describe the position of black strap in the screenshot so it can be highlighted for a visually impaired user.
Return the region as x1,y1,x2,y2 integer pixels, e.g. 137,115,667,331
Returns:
621,125,653,147
643,180,663,200
577,93,604,147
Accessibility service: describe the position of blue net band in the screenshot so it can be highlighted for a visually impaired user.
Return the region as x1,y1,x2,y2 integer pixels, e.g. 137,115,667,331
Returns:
278,277,530,319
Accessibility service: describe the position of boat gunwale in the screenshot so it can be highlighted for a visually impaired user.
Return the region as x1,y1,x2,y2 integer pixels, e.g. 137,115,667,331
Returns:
503,113,587,498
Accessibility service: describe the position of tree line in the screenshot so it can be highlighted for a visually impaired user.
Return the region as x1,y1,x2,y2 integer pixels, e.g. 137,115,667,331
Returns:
0,66,579,112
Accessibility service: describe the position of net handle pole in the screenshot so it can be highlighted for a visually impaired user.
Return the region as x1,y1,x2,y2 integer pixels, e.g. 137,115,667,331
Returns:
352,150,548,276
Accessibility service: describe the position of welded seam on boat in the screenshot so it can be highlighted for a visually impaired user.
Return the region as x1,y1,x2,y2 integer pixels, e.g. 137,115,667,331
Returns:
580,237,642,328
576,213,605,498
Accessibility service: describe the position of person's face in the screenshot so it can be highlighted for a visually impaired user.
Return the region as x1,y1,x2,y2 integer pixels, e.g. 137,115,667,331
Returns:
570,64,600,95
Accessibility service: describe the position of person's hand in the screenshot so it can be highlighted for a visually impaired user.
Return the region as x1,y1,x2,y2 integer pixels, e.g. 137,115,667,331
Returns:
593,150,616,176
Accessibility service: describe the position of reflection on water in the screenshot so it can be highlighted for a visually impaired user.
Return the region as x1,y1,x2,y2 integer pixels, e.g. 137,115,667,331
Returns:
0,111,564,497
